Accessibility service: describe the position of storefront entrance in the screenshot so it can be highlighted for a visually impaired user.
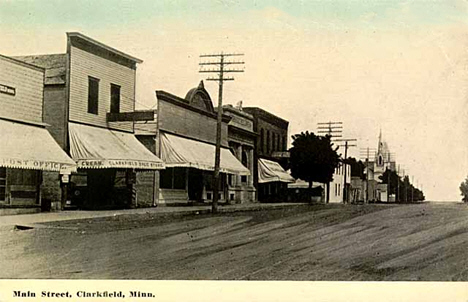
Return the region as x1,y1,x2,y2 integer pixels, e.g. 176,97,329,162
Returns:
188,168,203,202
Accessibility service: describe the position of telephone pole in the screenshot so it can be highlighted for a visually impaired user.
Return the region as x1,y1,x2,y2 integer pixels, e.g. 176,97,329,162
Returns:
335,138,357,203
199,52,244,213
360,147,376,204
317,121,343,138
317,121,343,203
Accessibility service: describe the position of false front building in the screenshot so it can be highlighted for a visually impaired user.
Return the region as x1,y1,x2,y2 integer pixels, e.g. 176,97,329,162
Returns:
15,32,164,210
0,54,76,215
154,82,250,204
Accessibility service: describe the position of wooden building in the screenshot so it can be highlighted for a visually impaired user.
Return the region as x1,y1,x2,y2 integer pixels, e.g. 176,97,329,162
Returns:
0,54,76,215
153,81,250,204
15,32,164,210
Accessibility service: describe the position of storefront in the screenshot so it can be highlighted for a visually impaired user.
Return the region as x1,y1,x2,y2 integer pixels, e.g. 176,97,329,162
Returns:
257,158,294,202
67,122,164,209
158,131,250,204
0,119,76,214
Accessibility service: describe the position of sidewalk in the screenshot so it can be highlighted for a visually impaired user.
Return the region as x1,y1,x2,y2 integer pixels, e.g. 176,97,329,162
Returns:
0,202,308,228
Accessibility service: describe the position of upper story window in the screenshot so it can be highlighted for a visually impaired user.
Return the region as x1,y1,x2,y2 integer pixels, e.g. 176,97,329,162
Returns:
266,130,270,153
87,76,99,115
110,84,121,114
260,129,264,153
283,135,287,151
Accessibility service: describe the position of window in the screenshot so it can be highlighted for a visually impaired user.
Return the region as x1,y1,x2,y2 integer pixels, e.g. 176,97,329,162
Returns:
335,184,337,196
260,129,264,153
241,150,248,183
266,130,270,153
160,168,186,189
110,84,121,114
88,77,99,114
272,133,276,151
283,135,287,151
338,184,341,196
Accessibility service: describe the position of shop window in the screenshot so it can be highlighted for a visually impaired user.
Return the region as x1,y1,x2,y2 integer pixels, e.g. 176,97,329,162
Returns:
160,168,186,189
9,169,38,185
88,76,99,114
110,84,121,114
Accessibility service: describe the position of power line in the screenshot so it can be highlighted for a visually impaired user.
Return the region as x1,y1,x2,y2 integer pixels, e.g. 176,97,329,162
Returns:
199,52,245,213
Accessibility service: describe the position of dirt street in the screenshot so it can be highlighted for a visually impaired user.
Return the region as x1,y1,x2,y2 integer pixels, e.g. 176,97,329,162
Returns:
1,203,467,280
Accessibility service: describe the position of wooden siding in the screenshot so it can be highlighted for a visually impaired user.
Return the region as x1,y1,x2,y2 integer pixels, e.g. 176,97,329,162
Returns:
158,100,229,147
68,46,135,132
0,57,44,124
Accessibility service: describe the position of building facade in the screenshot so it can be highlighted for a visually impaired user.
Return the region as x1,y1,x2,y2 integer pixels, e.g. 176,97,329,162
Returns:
154,81,249,204
0,54,76,215
222,104,256,203
15,32,164,210
327,163,351,203
243,107,293,202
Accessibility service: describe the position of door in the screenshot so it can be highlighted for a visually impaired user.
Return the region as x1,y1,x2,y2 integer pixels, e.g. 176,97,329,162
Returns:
188,169,203,202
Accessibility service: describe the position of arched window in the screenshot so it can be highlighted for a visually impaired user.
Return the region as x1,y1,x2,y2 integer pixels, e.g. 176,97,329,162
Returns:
378,155,383,166
266,130,270,153
260,129,264,153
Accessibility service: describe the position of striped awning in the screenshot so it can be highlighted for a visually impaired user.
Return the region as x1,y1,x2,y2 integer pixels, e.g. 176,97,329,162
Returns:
68,122,164,170
258,158,294,183
0,119,76,173
160,132,250,175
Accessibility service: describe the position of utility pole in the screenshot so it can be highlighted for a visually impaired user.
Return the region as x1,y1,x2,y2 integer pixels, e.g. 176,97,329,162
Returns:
397,164,400,202
199,52,244,213
360,147,376,204
317,122,343,203
335,138,357,204
317,121,343,138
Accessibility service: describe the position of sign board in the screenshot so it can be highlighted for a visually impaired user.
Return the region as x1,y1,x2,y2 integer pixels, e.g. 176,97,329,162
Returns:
107,110,155,122
0,84,16,96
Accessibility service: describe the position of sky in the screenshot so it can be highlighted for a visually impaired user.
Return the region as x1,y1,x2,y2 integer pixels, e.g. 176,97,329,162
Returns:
1,0,467,201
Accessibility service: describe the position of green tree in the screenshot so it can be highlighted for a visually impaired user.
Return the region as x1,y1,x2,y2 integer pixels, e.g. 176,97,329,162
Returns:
289,132,340,200
460,177,468,202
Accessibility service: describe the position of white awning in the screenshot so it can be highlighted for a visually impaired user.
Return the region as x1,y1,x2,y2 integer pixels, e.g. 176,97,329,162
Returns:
258,158,294,183
69,122,164,169
0,119,76,173
160,132,250,175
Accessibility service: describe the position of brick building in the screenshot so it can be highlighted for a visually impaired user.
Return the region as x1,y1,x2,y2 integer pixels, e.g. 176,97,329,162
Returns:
243,107,294,202
0,54,76,215
153,81,249,204
15,32,164,210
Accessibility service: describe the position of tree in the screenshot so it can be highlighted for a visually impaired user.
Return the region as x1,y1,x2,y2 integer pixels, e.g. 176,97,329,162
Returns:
460,177,468,202
289,132,340,201
345,157,366,180
379,168,400,199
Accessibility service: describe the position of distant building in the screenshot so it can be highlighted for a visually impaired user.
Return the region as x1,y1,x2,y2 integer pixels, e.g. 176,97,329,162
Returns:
328,163,351,203
243,107,294,202
364,130,396,202
0,54,76,215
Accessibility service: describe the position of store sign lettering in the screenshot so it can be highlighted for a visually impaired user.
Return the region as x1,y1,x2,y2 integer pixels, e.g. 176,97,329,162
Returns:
78,160,164,169
0,158,74,171
0,84,16,96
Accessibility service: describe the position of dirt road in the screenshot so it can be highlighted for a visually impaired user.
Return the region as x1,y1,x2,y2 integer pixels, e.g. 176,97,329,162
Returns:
1,203,467,280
